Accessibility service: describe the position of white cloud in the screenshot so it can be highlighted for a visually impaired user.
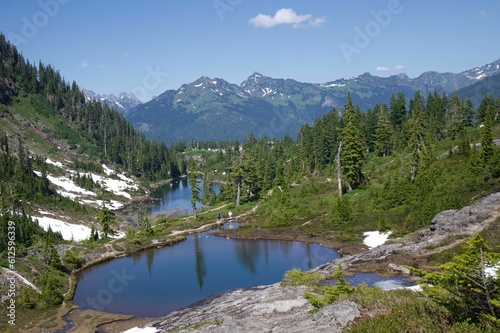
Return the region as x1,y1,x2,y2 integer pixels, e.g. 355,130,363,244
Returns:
477,10,487,18
395,65,405,71
310,17,327,27
375,66,389,72
80,60,89,68
249,8,325,28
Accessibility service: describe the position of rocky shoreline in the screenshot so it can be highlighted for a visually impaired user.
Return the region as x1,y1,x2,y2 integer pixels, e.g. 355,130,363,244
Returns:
127,191,500,332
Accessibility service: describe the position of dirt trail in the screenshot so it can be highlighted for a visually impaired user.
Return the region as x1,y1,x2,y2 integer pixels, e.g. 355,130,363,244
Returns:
171,204,259,236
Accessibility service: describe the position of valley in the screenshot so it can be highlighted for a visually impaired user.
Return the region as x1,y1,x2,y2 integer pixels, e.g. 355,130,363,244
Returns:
1,29,500,333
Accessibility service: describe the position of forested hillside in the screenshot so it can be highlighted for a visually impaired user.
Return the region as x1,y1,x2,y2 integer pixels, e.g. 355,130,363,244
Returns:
0,32,188,253
193,88,500,237
0,33,184,181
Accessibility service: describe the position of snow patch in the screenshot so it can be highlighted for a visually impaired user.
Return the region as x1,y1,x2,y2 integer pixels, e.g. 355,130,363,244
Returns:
363,231,391,249
122,327,159,333
89,172,137,199
81,199,124,211
485,264,499,279
194,83,203,87
102,164,114,176
45,158,63,168
47,175,95,197
34,216,91,241
321,83,346,88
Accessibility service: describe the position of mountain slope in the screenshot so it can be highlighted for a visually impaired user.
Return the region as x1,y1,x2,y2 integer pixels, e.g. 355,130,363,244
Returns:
456,72,500,106
127,58,500,143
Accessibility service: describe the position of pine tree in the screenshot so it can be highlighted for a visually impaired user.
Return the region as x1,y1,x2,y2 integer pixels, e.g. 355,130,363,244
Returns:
409,92,427,182
411,235,500,326
480,111,494,164
389,92,407,128
340,93,367,191
98,201,117,239
477,94,496,123
374,104,393,157
138,208,153,235
446,92,464,140
188,166,201,218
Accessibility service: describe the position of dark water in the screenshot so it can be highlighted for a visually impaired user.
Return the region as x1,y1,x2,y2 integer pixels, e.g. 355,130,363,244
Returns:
73,226,338,317
148,177,220,216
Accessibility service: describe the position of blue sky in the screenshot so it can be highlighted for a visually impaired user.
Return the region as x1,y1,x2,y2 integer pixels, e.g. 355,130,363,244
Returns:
2,0,500,101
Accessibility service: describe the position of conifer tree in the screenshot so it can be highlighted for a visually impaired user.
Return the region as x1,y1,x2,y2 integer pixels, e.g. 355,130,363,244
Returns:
477,94,496,123
480,111,494,164
374,104,393,157
409,92,427,182
188,164,201,218
98,201,117,239
389,92,407,128
340,92,366,191
411,235,500,326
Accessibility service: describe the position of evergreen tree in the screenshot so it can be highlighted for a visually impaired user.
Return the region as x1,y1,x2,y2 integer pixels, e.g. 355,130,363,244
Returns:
188,166,201,218
411,235,500,326
446,92,465,140
409,92,428,182
374,104,394,157
477,94,496,123
389,92,407,128
480,111,494,164
230,150,257,206
340,92,366,191
98,201,117,239
138,208,153,235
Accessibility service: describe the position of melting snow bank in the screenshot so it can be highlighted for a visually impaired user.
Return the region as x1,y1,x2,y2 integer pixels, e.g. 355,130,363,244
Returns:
34,214,125,241
363,231,391,249
122,327,159,333
39,159,139,210
34,216,91,241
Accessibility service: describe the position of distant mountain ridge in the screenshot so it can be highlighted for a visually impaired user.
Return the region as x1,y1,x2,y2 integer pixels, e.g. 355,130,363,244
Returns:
80,87,141,114
123,58,500,143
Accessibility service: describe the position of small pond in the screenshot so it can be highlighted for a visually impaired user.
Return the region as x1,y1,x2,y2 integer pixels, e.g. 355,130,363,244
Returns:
73,225,338,317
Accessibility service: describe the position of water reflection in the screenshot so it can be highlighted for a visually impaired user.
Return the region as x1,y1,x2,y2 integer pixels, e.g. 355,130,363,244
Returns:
148,178,221,217
194,235,207,290
146,250,154,277
73,228,339,317
234,240,260,274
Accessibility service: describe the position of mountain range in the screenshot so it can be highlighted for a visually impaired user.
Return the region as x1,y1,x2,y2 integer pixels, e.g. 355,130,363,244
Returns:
80,88,142,114
93,58,500,143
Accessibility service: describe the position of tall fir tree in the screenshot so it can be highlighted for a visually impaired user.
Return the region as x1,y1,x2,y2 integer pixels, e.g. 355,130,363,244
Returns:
340,92,366,191
98,201,117,239
480,111,494,164
188,162,201,218
408,92,428,182
374,104,394,157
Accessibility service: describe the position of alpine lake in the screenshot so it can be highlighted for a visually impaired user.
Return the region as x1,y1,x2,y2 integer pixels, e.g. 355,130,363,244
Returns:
72,178,412,317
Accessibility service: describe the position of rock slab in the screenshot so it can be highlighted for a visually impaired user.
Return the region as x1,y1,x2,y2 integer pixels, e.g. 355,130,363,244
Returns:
147,283,360,332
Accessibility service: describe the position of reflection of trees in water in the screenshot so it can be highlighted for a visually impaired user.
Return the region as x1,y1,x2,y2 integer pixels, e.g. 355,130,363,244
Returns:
235,240,260,274
130,249,155,276
146,249,154,277
194,235,207,290
304,243,312,270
